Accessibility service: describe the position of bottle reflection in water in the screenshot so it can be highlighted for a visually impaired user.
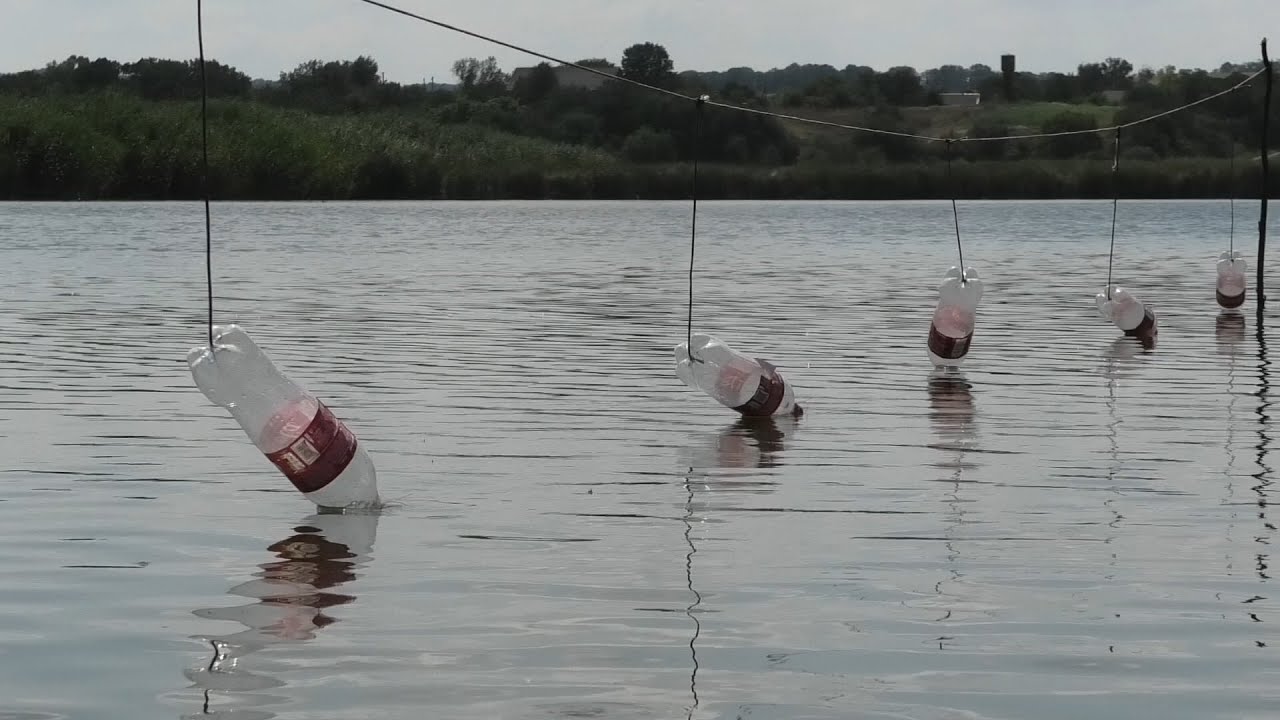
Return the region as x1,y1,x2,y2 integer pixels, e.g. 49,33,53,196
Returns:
927,370,976,446
1216,311,1246,356
713,417,792,470
184,511,378,718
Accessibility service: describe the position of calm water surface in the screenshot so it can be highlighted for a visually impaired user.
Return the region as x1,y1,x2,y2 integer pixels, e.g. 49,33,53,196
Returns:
1,200,1277,719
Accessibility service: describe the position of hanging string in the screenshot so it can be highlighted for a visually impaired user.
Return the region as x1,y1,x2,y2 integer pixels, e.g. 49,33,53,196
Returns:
349,0,1264,146
944,139,966,280
686,96,707,363
1106,128,1122,299
196,0,214,349
1230,131,1237,256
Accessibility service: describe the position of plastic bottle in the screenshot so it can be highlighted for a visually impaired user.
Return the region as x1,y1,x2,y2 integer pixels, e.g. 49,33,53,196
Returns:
188,324,380,510
928,266,983,368
675,333,802,417
1216,250,1247,309
1095,285,1157,342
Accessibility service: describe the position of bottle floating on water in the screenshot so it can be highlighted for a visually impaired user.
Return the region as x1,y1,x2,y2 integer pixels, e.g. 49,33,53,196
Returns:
1095,285,1157,344
1216,250,1247,310
928,266,983,368
188,324,380,510
675,333,802,417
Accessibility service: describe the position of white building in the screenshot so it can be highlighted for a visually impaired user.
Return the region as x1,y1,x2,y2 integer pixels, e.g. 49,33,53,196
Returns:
509,63,619,91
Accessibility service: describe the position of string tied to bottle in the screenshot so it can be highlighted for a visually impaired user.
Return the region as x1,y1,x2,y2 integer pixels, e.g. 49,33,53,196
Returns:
1106,127,1121,300
1094,128,1157,347
926,137,983,368
673,96,802,417
944,138,966,283
685,95,708,365
1217,129,1247,310
189,1,382,510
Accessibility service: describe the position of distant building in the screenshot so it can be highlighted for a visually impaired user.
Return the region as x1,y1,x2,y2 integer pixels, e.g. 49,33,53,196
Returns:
938,92,981,106
1100,89,1126,104
509,63,619,91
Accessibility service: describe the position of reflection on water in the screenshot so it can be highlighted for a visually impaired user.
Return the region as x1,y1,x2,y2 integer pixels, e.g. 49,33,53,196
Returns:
1218,312,1243,576
927,370,975,449
1216,311,1247,352
1253,322,1273,642
711,417,792,470
5,201,1280,719
185,511,379,718
678,415,798,718
681,475,702,720
678,416,798,494
926,370,976,650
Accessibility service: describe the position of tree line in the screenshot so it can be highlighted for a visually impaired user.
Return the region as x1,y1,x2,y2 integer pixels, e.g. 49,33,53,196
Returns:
0,44,1274,200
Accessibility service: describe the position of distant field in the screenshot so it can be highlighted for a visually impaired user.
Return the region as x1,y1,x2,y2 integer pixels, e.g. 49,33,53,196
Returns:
774,101,1122,142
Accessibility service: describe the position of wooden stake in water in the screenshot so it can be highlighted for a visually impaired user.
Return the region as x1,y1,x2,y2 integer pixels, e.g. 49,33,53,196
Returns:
1258,37,1272,326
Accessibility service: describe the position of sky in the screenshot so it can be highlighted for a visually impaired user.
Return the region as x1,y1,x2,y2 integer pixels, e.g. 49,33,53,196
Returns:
3,0,1276,83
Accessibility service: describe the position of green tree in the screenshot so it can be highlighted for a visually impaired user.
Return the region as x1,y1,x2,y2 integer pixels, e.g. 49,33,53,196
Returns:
1101,57,1134,89
575,58,615,71
452,56,508,99
620,42,674,87
350,55,380,87
877,66,924,106
922,64,968,93
622,125,677,162
513,62,558,104
1076,62,1106,94
1041,111,1101,158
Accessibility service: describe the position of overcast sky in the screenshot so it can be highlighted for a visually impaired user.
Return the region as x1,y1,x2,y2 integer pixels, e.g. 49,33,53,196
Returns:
4,0,1275,83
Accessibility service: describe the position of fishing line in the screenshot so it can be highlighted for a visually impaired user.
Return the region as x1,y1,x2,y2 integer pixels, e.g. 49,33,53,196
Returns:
1106,128,1122,298
944,139,966,278
1229,126,1239,255
196,0,214,349
687,97,707,363
348,0,1263,147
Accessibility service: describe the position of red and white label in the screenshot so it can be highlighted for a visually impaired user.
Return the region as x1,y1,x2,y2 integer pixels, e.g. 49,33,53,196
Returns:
731,360,787,417
264,402,358,494
928,323,974,360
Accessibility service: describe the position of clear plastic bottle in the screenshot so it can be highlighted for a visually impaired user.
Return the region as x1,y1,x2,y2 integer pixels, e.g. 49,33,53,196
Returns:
1095,285,1157,343
928,266,983,368
1216,250,1247,309
675,333,802,417
188,324,380,510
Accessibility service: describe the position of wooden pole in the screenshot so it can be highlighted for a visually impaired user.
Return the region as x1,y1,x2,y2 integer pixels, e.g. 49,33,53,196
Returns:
1258,38,1272,326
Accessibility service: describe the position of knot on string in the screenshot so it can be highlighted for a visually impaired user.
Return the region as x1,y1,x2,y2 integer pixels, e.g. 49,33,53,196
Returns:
1112,126,1122,172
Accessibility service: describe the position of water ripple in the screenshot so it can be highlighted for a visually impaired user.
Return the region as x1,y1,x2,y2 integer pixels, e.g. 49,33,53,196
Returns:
0,200,1276,719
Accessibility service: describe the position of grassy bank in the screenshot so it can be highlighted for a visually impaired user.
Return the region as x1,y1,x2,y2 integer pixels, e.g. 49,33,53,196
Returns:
1,93,1271,200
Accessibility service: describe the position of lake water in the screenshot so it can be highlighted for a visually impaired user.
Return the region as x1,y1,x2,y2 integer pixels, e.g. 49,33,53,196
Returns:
1,199,1277,720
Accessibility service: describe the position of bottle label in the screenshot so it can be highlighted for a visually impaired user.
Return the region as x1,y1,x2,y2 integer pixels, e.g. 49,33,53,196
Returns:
731,362,787,417
1217,288,1245,309
265,402,358,495
928,324,973,360
1123,308,1158,339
